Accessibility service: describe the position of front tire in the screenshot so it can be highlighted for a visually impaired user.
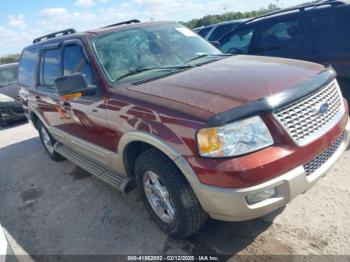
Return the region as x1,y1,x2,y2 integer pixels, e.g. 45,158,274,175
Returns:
135,149,207,238
38,121,65,161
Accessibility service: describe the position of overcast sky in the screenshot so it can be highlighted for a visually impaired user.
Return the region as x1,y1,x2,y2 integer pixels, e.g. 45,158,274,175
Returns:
0,0,307,56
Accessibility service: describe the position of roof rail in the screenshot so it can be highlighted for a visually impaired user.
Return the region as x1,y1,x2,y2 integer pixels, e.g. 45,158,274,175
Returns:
102,19,140,28
240,0,344,26
33,29,77,44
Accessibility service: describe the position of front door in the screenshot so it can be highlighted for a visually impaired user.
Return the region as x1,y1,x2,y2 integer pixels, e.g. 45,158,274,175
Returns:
57,42,111,165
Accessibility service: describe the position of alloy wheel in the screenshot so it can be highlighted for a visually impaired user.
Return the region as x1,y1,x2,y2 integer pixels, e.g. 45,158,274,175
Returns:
143,170,175,224
41,126,54,154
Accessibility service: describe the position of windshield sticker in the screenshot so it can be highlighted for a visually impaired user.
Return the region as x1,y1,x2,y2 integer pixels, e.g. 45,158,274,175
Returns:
175,27,197,37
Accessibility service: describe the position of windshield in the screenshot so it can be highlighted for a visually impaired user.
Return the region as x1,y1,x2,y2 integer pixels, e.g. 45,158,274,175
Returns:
0,66,18,87
91,23,222,83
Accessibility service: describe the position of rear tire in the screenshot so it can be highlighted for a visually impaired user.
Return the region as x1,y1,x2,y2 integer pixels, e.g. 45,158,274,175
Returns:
135,149,207,238
38,121,65,161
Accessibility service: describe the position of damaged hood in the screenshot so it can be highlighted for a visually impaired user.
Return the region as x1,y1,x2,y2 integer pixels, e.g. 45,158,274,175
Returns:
127,55,326,115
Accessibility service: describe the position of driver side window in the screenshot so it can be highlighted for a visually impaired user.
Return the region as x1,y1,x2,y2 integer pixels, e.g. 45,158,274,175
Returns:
219,26,254,54
63,45,97,88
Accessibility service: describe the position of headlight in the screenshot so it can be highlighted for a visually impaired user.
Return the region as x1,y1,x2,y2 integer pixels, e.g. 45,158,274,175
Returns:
197,116,274,157
0,94,15,103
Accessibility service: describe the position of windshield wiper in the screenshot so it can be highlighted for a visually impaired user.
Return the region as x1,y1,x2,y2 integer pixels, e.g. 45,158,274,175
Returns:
114,65,193,82
184,53,232,64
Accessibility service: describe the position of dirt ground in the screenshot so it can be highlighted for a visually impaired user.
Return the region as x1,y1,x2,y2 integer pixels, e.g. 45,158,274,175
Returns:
1,121,350,260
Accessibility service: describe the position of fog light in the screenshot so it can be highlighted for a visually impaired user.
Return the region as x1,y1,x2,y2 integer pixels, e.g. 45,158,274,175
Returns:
246,188,277,204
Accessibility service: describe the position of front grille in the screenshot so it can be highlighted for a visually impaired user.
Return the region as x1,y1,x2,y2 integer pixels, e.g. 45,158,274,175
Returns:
274,80,343,145
304,133,344,176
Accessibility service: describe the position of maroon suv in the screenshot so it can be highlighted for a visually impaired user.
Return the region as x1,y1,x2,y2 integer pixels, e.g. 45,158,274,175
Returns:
19,20,350,238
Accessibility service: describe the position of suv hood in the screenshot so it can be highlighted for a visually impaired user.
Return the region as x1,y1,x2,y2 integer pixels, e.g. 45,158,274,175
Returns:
128,55,325,115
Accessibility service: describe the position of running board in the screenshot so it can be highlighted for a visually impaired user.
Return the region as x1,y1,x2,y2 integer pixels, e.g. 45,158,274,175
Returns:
54,143,132,193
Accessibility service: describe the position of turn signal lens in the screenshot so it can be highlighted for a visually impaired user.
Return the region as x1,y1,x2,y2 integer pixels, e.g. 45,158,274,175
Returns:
60,93,82,101
197,127,223,156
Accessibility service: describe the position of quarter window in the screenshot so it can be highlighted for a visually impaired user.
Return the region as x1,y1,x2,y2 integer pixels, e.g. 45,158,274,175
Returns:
18,47,38,88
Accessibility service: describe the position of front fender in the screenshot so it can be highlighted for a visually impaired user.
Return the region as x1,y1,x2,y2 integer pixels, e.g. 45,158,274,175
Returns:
117,130,205,203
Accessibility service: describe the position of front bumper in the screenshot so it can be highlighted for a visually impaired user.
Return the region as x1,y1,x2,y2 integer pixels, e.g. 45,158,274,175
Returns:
187,118,350,221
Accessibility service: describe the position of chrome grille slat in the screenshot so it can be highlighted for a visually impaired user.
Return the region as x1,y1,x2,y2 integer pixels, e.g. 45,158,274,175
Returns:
274,80,344,145
304,133,344,176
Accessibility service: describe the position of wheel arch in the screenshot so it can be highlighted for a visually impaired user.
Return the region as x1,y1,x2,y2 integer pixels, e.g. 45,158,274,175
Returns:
119,131,182,179
118,131,208,212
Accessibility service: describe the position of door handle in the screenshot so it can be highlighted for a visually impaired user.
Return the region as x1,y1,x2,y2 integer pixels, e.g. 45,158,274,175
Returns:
63,101,72,111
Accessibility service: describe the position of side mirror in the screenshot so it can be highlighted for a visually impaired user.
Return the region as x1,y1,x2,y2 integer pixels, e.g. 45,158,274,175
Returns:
55,73,95,96
210,41,221,49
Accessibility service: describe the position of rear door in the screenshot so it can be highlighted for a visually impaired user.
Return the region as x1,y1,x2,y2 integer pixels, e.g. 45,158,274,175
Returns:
35,44,64,128
250,15,313,60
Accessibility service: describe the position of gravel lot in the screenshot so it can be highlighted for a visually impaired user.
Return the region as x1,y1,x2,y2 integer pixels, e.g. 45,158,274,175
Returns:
1,122,350,259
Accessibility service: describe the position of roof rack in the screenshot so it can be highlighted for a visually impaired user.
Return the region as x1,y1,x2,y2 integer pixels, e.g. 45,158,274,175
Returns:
102,19,140,28
33,29,77,44
240,0,344,26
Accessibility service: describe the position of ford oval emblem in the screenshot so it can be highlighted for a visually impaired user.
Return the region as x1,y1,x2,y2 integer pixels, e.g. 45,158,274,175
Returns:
315,101,329,114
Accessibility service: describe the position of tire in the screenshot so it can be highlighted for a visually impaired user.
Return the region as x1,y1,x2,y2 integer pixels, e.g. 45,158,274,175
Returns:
38,121,65,161
135,149,207,238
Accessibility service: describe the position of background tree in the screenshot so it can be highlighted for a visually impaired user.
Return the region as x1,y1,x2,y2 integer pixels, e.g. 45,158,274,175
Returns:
0,54,20,65
184,4,281,29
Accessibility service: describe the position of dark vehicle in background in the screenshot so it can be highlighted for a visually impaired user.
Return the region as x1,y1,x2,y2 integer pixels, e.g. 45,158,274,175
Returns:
217,0,350,99
194,20,245,41
0,62,25,126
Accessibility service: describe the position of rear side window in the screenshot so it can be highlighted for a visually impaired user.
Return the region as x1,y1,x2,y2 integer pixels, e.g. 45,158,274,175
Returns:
197,27,212,38
40,49,61,87
308,14,350,54
18,47,38,88
254,19,305,52
209,23,239,41
63,45,96,86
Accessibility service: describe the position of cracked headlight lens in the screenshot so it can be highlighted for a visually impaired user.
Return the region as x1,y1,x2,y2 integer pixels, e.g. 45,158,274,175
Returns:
197,116,274,157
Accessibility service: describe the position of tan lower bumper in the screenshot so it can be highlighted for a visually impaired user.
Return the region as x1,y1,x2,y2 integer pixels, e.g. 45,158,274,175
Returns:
188,119,350,222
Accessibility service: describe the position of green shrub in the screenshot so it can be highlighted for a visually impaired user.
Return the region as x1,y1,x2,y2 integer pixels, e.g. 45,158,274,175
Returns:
0,54,20,65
